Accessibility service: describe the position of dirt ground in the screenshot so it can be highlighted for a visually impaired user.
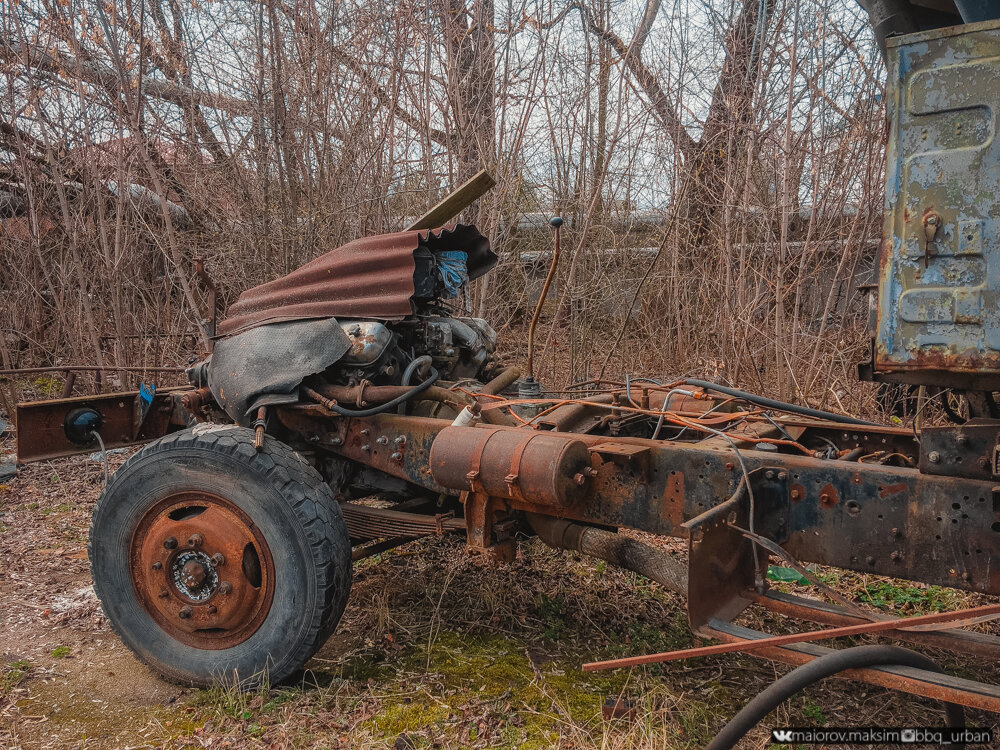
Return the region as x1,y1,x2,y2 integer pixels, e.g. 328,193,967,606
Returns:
2,439,1000,750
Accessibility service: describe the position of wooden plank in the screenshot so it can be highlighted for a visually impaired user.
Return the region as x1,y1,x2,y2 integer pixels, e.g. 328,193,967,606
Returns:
406,169,496,230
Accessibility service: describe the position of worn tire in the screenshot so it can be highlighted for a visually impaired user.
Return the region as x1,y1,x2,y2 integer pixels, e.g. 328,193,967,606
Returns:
88,424,351,687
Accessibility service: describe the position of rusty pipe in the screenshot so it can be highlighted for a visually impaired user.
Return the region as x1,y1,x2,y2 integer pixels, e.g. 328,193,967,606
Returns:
526,513,688,596
526,217,563,379
480,365,521,396
314,381,515,426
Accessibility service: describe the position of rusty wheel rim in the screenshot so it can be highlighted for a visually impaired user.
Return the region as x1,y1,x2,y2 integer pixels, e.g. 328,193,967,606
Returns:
130,492,275,650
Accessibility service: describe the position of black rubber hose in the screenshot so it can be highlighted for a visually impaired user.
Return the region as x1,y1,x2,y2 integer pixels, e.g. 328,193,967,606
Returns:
683,379,879,427
325,368,440,417
707,644,966,750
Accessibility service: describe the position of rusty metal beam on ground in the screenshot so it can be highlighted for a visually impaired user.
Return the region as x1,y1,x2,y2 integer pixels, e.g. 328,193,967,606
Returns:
753,590,1000,660
406,170,496,231
703,619,1000,714
582,602,1000,671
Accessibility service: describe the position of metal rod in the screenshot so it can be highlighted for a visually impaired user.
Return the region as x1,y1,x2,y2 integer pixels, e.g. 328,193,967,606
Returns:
526,217,562,379
582,601,1000,671
0,366,185,376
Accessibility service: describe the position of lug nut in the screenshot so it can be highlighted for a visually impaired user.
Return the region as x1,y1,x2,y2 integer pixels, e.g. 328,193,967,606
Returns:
376,436,389,445
573,472,588,486
188,534,203,548
394,436,406,445
178,606,193,619
790,488,801,501
207,605,218,615
330,436,343,446
361,444,371,452
211,552,226,567
158,588,170,599
218,581,233,595
163,537,177,550
390,452,403,461
151,561,163,570
928,451,941,463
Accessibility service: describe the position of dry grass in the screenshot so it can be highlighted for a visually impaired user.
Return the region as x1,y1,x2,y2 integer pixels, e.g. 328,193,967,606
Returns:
2,441,999,750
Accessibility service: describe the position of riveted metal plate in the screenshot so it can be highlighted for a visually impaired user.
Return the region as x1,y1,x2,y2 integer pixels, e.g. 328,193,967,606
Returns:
875,19,1000,388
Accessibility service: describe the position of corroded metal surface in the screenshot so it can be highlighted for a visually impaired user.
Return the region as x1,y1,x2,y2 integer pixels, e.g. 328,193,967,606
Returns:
129,491,275,650
875,20,1000,388
703,619,1000,714
218,225,496,336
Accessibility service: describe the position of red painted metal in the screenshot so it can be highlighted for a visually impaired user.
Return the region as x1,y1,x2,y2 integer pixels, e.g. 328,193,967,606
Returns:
582,602,1000,671
218,225,494,336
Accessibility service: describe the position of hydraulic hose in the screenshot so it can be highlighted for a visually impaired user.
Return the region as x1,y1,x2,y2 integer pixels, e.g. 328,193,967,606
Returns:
683,379,878,427
526,513,687,596
707,644,966,750
402,355,433,387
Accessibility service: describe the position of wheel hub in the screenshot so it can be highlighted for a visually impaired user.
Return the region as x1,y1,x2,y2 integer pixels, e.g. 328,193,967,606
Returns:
130,492,275,649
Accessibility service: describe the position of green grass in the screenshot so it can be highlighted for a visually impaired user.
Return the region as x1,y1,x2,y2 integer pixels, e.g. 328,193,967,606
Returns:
51,646,70,659
1,660,31,698
859,581,957,612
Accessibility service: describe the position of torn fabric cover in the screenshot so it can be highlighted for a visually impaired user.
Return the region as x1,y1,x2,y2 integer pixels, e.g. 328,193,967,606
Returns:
217,224,496,337
207,317,352,424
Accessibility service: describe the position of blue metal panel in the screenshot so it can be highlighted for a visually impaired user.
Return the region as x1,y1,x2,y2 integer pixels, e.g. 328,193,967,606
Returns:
875,19,1000,386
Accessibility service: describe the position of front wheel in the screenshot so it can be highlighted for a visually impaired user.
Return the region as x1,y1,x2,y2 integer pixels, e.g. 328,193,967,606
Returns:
89,425,351,686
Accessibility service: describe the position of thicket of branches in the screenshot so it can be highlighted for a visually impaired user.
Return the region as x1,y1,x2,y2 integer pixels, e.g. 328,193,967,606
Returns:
1,0,885,409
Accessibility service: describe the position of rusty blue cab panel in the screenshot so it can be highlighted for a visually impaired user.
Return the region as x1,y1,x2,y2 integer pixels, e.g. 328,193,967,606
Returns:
875,19,1000,389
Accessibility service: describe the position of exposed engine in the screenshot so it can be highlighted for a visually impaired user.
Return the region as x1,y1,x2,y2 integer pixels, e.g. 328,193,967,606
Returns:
187,224,502,426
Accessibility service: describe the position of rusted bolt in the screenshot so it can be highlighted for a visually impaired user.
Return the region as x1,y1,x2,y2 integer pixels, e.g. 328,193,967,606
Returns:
330,436,343,446
207,605,218,615
765,470,775,480
182,560,207,588
158,588,170,599
151,561,163,570
390,452,403,461
211,552,226,567
956,434,968,445
394,436,406,445
178,606,193,619
891,550,902,562
188,534,203,548
360,429,370,437
361,444,371,452
978,457,990,469
820,492,831,504
790,488,801,501
163,537,178,550
218,581,233,595
724,462,734,471
778,472,787,480
891,527,901,537
928,451,941,463
573,472,587,485
376,436,389,445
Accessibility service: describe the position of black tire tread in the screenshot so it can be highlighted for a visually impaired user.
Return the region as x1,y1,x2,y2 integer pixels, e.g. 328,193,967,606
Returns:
88,425,351,685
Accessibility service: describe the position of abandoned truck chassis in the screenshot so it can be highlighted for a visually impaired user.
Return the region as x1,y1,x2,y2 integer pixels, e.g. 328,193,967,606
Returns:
15,374,1000,712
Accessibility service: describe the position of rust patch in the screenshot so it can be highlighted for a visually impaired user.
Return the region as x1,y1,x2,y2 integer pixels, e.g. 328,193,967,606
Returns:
663,471,684,525
819,483,840,507
789,483,806,503
878,482,908,499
